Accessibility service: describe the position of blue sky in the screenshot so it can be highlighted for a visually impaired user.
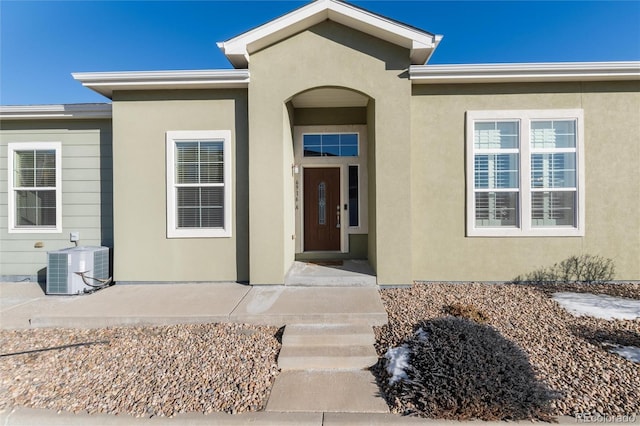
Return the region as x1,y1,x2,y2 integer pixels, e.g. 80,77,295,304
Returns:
1,1,639,105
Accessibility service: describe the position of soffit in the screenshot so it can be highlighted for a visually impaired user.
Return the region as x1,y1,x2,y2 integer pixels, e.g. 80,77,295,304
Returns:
410,62,640,84
217,0,442,69
0,103,112,120
71,70,250,99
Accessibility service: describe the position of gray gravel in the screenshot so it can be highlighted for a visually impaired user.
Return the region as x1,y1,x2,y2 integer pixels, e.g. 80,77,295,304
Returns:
374,283,640,417
0,323,281,417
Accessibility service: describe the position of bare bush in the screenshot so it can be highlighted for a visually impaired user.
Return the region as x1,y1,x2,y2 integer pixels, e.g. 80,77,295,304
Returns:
513,254,615,285
443,303,489,323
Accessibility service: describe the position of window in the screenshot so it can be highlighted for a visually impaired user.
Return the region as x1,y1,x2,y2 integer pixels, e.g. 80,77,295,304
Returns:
466,110,584,237
8,142,62,233
166,130,231,238
303,133,358,157
348,165,359,227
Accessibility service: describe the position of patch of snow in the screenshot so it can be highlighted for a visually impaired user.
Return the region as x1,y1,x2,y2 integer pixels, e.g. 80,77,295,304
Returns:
385,344,411,384
415,327,429,341
607,345,640,363
552,292,640,320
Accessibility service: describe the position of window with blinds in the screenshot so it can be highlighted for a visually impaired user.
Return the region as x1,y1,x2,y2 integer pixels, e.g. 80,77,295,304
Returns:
473,121,520,228
166,131,231,238
175,141,224,229
530,120,577,227
466,110,584,237
8,142,62,233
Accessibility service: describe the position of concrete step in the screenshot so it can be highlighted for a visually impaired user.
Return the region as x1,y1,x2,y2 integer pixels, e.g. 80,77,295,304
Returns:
277,344,379,370
266,370,389,413
282,323,375,347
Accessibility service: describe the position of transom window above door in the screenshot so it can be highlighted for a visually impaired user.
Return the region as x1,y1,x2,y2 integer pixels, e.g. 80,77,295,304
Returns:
303,133,358,157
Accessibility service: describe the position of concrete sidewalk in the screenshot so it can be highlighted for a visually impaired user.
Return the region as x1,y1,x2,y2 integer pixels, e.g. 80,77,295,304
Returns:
0,281,387,329
0,407,583,425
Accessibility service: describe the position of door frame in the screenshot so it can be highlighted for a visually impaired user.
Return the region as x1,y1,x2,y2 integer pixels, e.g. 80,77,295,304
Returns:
293,125,368,255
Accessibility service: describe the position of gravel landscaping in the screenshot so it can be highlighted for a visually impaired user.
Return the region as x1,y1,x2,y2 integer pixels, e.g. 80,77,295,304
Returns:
0,323,281,417
374,283,640,419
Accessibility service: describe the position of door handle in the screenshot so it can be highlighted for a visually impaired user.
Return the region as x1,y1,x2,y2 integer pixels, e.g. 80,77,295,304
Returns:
336,205,341,228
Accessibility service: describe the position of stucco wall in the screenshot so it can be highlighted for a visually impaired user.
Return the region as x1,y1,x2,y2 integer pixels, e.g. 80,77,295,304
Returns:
111,90,248,282
411,81,640,281
248,20,413,285
0,119,113,280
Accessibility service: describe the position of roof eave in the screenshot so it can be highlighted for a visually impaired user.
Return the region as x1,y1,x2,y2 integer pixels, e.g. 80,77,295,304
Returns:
72,69,250,99
410,61,640,84
0,104,112,120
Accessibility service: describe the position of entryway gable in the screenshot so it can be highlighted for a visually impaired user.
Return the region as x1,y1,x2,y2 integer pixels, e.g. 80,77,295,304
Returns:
247,14,415,286
218,0,441,69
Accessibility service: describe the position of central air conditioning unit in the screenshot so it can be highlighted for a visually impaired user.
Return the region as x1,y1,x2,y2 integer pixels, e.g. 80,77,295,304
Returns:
46,246,110,295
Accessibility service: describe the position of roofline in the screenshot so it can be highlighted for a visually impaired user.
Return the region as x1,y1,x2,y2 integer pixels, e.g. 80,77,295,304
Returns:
0,103,112,120
72,69,250,99
410,61,640,84
218,0,441,68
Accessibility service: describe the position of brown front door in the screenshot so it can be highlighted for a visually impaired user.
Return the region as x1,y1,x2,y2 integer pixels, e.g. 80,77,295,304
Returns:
304,167,341,251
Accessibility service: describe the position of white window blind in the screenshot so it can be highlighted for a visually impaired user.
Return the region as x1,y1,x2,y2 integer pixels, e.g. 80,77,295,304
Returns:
175,141,225,229
530,120,577,228
473,121,520,228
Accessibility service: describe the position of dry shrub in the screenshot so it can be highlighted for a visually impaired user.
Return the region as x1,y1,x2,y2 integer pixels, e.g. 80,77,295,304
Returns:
513,254,615,285
385,317,558,421
443,303,489,323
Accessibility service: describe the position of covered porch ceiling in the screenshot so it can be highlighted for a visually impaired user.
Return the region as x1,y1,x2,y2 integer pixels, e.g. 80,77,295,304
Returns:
290,87,369,108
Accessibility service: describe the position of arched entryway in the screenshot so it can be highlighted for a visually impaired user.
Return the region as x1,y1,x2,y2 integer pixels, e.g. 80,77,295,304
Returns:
287,86,374,262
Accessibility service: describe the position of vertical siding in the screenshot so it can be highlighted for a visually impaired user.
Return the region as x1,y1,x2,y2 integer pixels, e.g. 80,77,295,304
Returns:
0,119,113,281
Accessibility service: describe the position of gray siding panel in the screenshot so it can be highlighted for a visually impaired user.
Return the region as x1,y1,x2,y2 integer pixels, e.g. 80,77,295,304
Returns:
0,120,113,280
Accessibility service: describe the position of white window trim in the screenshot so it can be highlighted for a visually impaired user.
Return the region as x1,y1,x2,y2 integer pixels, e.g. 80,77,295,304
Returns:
466,109,585,237
166,130,232,238
293,125,369,254
7,142,62,234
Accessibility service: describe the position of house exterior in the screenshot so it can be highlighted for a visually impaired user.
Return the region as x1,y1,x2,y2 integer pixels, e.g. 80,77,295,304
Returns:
1,0,639,285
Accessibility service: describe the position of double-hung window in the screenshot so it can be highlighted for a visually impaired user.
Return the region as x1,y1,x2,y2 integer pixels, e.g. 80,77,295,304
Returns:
166,131,231,238
7,142,62,233
466,110,584,237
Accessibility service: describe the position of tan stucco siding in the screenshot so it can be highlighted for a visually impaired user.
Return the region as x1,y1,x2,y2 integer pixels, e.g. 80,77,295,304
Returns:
248,20,413,284
411,81,640,281
111,90,248,282
0,119,112,280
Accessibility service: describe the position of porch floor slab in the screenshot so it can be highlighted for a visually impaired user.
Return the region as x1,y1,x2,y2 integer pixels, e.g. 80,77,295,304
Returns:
229,285,387,326
0,282,387,329
284,260,377,287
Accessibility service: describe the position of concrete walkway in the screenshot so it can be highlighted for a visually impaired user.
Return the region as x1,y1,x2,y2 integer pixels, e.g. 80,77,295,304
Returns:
0,281,387,329
0,283,589,425
0,407,583,425
0,281,390,418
